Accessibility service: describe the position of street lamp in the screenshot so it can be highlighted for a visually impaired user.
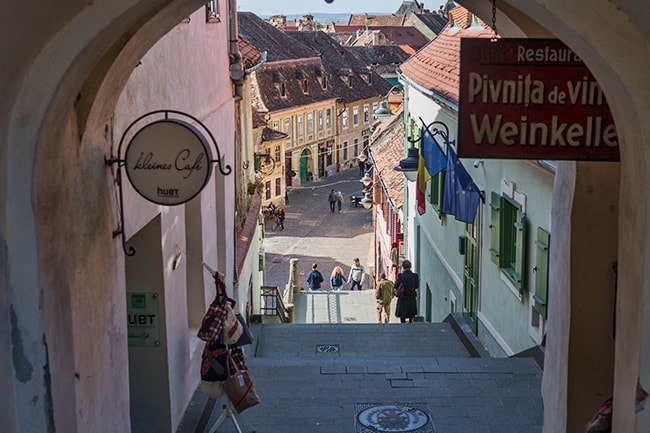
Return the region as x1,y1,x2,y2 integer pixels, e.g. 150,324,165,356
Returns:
373,85,403,122
360,190,373,209
360,172,373,188
394,121,452,183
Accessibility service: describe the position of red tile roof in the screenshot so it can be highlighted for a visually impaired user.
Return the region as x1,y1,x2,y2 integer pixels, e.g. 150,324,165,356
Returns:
369,105,405,209
399,6,494,106
236,194,262,278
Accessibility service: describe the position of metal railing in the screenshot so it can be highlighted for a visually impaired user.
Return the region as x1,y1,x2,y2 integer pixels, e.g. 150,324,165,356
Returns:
260,286,289,323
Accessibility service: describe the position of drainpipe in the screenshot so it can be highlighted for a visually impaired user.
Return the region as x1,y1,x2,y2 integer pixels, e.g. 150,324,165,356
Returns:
228,0,245,99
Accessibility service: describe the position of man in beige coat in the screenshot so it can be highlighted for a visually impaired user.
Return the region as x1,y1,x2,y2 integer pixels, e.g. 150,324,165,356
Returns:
375,272,395,323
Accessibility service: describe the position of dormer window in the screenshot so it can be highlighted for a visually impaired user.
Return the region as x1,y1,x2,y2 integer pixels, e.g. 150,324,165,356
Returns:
279,82,286,97
359,73,371,84
206,1,220,23
301,79,308,94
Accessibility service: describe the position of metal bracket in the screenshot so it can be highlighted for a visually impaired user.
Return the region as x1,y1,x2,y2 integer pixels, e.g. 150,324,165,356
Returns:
105,109,232,256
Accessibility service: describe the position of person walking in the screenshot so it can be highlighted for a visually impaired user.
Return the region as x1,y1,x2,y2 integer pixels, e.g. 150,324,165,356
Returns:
329,265,347,291
394,260,419,323
375,272,394,323
328,189,337,213
348,258,365,290
306,263,324,291
276,208,285,231
336,190,344,212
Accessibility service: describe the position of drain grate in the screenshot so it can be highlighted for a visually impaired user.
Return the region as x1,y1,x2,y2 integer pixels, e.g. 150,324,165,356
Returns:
315,344,339,353
354,403,434,433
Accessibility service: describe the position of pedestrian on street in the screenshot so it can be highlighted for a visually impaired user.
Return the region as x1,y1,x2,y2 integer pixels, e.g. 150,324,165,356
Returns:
348,258,365,290
306,263,324,291
328,189,337,213
395,260,419,323
375,272,394,323
276,208,285,231
336,190,344,212
329,265,347,291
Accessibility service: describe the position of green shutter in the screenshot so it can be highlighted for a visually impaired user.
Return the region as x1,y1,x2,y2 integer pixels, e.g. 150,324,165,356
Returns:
533,228,550,318
513,210,527,292
489,192,501,264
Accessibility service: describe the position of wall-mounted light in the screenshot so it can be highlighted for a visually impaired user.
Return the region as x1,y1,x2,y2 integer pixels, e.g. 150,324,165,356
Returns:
373,85,403,122
473,159,484,168
394,145,419,183
360,172,373,188
360,190,373,209
394,121,454,183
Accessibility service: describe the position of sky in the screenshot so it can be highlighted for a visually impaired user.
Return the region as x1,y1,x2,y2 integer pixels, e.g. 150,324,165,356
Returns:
237,0,407,16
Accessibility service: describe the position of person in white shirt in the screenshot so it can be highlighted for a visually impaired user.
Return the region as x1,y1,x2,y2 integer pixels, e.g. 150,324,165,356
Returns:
348,258,365,290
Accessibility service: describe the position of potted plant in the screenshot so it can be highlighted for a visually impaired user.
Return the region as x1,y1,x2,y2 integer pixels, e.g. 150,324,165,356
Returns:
247,180,264,195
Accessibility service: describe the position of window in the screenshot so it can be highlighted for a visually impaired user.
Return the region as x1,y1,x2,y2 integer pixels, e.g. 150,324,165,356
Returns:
297,115,304,136
206,0,220,22
326,108,332,129
490,192,527,292
279,82,286,97
317,110,323,130
265,181,272,200
353,138,359,157
284,118,291,138
301,79,308,94
363,104,370,123
275,178,281,196
307,112,314,134
533,228,550,318
342,109,349,129
274,145,281,162
273,120,279,130
321,75,328,89
353,106,359,126
342,141,349,161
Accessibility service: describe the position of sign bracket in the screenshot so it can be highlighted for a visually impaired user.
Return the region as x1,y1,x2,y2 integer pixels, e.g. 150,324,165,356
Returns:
105,109,232,256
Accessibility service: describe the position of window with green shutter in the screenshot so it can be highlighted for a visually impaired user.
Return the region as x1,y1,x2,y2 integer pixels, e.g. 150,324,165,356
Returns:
490,192,528,292
533,228,550,318
489,192,501,264
429,170,445,212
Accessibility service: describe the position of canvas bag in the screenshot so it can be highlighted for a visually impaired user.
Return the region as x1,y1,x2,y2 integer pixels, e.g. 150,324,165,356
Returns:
222,302,243,345
223,355,260,413
234,313,254,346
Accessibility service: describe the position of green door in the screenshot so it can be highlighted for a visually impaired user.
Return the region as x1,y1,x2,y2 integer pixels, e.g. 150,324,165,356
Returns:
299,151,309,182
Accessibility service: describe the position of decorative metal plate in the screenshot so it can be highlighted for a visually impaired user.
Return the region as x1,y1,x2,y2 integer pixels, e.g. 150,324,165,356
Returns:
355,403,433,433
316,344,339,353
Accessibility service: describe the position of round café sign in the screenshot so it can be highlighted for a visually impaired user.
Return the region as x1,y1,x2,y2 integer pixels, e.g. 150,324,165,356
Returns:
125,119,213,206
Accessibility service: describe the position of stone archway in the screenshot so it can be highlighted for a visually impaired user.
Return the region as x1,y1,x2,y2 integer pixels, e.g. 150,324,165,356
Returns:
459,1,649,431
2,1,212,432
1,1,649,432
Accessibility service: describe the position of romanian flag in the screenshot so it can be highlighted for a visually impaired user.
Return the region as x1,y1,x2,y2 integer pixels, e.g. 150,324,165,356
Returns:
416,152,429,215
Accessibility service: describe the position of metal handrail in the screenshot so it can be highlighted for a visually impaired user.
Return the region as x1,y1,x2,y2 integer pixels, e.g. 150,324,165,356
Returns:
260,286,288,323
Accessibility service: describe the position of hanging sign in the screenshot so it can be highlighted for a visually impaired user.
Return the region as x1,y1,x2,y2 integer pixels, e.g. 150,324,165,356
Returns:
125,119,213,205
458,38,619,161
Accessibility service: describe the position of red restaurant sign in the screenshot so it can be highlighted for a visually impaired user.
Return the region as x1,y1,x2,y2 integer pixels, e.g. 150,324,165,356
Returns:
458,38,619,161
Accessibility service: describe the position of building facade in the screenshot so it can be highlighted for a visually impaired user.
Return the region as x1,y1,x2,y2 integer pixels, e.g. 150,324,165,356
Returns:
2,0,650,432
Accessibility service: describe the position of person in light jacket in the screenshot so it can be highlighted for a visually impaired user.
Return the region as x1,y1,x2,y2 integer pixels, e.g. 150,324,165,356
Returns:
394,260,419,323
375,273,394,323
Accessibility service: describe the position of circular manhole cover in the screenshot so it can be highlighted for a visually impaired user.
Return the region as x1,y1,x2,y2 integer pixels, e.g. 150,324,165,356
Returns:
357,404,430,432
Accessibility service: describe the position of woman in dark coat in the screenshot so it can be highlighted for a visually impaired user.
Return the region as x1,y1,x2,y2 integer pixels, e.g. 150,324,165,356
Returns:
394,260,419,323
